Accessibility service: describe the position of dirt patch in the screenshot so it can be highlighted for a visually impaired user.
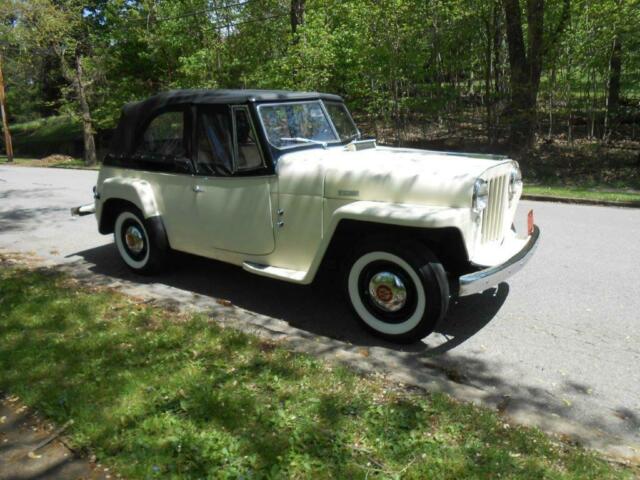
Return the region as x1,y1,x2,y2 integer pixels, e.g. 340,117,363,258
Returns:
0,395,111,480
38,154,79,166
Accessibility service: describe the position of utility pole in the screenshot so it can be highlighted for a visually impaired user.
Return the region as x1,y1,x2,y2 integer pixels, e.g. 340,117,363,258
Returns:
0,51,14,163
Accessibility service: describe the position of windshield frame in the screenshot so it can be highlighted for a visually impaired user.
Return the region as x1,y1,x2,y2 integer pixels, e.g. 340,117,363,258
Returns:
256,99,359,151
323,101,361,143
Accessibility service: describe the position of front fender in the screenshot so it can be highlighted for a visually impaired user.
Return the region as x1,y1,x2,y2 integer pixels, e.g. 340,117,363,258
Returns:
327,201,472,230
296,201,475,284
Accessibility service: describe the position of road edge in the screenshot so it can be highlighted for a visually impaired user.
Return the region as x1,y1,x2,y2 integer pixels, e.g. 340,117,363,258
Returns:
11,252,633,467
522,194,640,209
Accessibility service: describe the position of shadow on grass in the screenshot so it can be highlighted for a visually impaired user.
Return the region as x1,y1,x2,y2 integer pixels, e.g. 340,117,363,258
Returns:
63,244,640,450
0,270,360,477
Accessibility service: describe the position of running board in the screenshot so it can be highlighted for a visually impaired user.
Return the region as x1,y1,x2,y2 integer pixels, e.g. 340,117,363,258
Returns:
242,262,307,283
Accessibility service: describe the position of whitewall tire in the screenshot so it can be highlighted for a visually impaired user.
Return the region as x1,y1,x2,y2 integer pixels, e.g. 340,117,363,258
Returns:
113,208,168,274
345,240,449,343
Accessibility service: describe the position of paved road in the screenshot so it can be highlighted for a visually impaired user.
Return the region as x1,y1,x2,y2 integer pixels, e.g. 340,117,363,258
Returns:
1,165,639,455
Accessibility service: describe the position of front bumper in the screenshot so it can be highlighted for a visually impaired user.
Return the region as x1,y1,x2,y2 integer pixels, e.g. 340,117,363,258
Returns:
458,225,540,296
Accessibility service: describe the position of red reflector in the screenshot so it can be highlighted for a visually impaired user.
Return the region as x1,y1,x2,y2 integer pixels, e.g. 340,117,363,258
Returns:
527,209,535,236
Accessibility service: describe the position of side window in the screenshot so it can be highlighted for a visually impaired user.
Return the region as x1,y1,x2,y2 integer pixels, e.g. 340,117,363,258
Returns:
196,109,234,176
136,110,186,159
233,107,264,171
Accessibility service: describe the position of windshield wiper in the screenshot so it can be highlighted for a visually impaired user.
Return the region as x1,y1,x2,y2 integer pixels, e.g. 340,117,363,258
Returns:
280,137,328,149
345,133,362,145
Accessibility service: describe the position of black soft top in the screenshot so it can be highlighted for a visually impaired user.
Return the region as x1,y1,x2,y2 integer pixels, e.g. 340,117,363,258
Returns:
109,89,344,156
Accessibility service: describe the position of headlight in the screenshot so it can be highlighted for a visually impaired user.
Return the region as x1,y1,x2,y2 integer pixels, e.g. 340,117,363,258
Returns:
509,163,523,202
473,178,489,213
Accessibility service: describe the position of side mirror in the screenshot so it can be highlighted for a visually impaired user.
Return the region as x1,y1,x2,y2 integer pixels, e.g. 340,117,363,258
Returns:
174,156,194,174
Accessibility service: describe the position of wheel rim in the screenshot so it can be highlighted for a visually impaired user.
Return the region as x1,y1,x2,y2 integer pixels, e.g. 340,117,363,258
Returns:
348,252,426,336
124,225,145,254
368,271,407,312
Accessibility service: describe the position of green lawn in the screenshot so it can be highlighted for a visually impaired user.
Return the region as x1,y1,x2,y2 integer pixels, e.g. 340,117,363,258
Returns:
525,185,640,204
10,115,82,144
0,264,634,479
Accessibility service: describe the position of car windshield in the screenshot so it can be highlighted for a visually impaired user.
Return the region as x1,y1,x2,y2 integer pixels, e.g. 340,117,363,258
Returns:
258,100,359,149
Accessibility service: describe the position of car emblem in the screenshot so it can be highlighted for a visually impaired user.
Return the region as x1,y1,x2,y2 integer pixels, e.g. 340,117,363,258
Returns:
375,285,393,302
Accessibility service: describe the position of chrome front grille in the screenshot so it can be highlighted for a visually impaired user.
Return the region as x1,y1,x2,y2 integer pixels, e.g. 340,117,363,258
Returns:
481,174,509,243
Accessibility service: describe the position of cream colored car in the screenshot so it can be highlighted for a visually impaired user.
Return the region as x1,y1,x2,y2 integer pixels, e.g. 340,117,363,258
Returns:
76,89,539,343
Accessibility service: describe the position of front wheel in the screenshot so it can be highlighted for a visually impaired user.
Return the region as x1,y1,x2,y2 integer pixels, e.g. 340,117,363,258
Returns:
345,240,449,343
114,208,168,275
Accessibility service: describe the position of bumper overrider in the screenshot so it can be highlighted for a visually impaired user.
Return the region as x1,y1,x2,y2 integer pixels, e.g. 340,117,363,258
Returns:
458,225,540,297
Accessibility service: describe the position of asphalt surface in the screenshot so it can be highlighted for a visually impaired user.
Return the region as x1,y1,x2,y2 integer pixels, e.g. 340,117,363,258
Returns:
1,165,639,456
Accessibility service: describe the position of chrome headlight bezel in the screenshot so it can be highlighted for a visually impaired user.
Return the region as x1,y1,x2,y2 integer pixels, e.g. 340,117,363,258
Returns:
509,163,523,202
473,178,489,213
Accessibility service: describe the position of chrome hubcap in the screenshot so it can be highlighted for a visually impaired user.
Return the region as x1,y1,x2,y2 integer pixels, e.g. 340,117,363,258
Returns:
368,271,407,312
124,226,144,254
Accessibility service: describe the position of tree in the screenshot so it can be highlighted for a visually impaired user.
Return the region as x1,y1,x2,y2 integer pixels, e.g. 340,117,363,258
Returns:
502,0,570,147
0,50,14,162
290,0,305,37
14,0,98,165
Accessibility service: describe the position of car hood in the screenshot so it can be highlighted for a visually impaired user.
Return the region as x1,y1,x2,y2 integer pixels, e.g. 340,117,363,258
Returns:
276,145,515,207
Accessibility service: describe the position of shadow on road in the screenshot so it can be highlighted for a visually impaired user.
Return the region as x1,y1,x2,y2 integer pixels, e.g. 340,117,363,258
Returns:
56,243,640,445
70,243,508,354
0,207,68,233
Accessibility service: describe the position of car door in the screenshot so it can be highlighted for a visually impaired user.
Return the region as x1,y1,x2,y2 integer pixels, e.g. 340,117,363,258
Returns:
190,104,275,256
129,107,197,253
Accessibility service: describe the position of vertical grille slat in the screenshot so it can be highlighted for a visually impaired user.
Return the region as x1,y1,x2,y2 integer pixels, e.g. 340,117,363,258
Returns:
494,176,504,238
490,179,500,239
481,173,509,244
494,178,502,239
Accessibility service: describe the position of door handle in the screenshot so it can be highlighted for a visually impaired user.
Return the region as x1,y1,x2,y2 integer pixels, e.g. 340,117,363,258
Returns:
193,185,203,193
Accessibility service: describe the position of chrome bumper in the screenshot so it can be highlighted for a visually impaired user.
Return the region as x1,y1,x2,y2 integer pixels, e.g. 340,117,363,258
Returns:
458,225,540,296
70,203,96,217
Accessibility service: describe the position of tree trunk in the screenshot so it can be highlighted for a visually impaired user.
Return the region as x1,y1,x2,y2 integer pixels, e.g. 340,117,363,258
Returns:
0,52,14,163
484,10,494,143
607,36,622,112
74,54,97,166
492,2,503,96
502,0,570,148
290,0,305,37
604,35,622,139
502,0,543,146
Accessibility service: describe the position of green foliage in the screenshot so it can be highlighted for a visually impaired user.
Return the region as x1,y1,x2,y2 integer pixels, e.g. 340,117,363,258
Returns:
10,115,81,143
0,265,635,479
1,0,639,141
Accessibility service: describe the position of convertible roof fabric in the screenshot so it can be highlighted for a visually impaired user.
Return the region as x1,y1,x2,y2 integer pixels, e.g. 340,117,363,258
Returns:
109,89,343,155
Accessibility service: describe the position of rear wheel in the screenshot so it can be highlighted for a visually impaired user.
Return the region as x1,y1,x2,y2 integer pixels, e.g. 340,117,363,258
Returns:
345,240,449,343
114,208,168,274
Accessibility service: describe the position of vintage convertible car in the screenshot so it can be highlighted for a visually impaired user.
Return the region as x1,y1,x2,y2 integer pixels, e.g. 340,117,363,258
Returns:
73,89,539,342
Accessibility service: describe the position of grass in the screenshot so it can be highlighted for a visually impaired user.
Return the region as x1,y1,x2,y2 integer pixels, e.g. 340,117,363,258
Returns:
10,115,82,144
525,185,640,204
2,116,90,167
0,264,635,479
0,155,97,170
